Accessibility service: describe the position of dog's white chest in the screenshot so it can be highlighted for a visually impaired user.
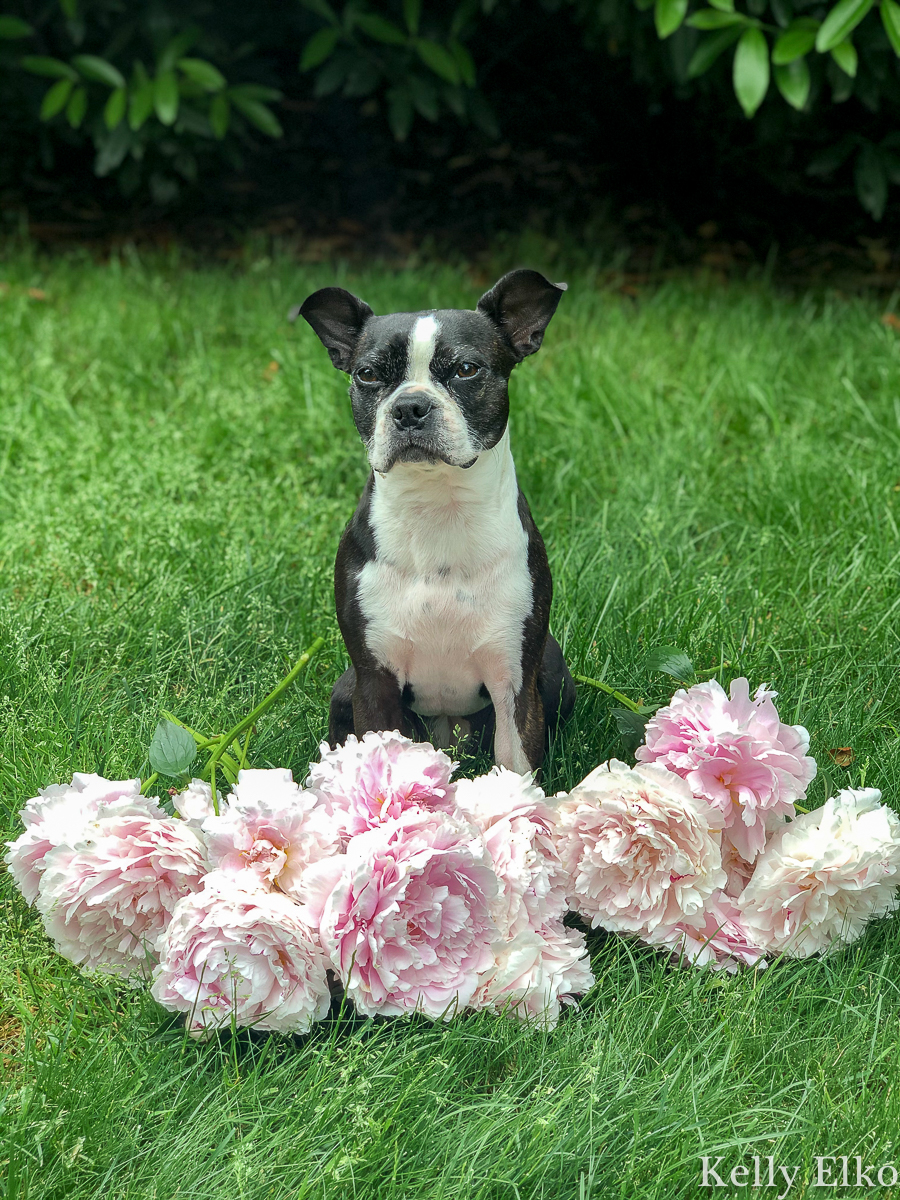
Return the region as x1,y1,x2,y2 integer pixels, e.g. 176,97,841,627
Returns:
356,436,533,719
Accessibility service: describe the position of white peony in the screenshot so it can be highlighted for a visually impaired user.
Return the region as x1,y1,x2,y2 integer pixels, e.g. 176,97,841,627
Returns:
738,788,900,957
5,773,161,904
556,759,726,935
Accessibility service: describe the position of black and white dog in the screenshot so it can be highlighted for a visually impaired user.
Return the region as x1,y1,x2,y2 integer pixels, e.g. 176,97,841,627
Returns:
298,269,575,773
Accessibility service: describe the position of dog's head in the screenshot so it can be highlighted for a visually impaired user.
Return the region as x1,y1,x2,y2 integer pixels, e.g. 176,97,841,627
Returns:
296,270,566,474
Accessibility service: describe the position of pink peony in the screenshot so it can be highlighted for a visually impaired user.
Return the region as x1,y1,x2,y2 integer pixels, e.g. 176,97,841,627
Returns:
721,841,756,899
5,773,162,905
646,892,767,973
306,730,457,844
556,759,726,935
738,788,900,958
173,778,225,825
151,870,332,1036
636,678,816,862
202,768,339,901
304,807,497,1019
472,919,595,1029
35,811,207,978
454,767,569,936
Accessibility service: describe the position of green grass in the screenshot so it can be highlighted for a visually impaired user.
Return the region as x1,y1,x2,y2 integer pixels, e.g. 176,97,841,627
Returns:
2,246,900,1199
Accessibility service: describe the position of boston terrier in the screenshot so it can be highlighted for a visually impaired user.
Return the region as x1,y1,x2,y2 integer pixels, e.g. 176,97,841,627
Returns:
298,269,575,773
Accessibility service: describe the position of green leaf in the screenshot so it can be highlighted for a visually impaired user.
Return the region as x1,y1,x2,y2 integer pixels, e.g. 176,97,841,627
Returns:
774,56,810,106
772,18,819,62
59,0,77,17
386,84,414,139
228,84,281,102
209,92,230,138
229,92,283,137
655,0,689,37
300,26,341,70
94,122,130,175
157,29,198,75
414,38,460,83
129,78,155,129
149,719,198,777
66,84,87,127
831,37,858,72
356,13,407,43
22,55,78,80
687,24,743,76
451,0,479,36
40,77,73,119
645,645,695,681
806,135,856,175
688,9,745,28
300,0,337,19
409,73,439,120
856,143,888,218
178,57,226,91
404,0,421,35
881,0,900,53
612,707,650,755
466,89,499,137
104,85,126,128
708,0,735,11
72,54,125,88
733,26,770,116
450,40,476,86
815,0,874,51
0,16,33,38
154,71,179,125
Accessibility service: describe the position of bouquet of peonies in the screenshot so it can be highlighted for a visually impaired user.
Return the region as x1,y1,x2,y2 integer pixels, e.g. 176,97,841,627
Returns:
6,674,900,1037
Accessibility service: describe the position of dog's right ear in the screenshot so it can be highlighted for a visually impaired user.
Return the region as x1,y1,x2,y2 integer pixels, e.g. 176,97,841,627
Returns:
292,287,374,373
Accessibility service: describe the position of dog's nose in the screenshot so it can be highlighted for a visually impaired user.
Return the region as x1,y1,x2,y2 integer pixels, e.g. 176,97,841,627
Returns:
392,396,433,430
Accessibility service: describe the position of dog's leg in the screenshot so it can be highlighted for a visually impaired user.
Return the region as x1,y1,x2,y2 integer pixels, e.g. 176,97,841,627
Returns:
538,634,576,731
328,666,357,748
351,664,414,739
483,674,543,773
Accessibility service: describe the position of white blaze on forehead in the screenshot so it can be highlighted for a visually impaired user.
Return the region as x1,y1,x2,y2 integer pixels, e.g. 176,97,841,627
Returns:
407,315,440,383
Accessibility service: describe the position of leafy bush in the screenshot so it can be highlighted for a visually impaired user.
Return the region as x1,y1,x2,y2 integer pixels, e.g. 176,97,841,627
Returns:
0,0,285,204
1,0,899,216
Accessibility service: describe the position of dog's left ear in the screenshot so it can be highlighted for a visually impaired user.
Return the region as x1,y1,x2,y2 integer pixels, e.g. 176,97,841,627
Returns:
476,269,567,360
293,287,374,372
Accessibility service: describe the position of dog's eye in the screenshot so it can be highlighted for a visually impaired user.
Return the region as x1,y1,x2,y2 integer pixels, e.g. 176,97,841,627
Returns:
455,362,479,379
356,367,380,384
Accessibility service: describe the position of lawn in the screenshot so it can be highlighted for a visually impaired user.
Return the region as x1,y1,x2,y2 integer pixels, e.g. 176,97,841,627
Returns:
2,247,900,1200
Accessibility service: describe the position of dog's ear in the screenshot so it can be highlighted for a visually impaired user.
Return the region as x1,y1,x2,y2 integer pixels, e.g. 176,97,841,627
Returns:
294,287,374,372
476,269,567,360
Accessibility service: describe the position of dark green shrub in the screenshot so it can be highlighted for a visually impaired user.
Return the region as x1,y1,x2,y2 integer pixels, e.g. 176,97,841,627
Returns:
1,0,899,216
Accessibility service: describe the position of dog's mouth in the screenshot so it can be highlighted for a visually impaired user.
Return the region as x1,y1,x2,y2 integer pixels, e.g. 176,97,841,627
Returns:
378,433,478,472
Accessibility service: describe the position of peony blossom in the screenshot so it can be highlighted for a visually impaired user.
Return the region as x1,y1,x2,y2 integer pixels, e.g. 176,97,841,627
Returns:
636,678,816,862
202,768,339,901
151,870,332,1036
5,773,162,905
737,788,900,957
305,807,497,1019
646,892,767,973
306,730,457,844
173,778,225,825
556,759,726,935
472,919,595,1029
455,766,568,936
35,811,207,978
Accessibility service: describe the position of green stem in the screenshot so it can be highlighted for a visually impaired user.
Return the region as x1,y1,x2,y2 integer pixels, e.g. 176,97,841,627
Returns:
209,636,325,812
140,772,159,795
574,673,643,714
238,731,252,771
160,711,222,751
